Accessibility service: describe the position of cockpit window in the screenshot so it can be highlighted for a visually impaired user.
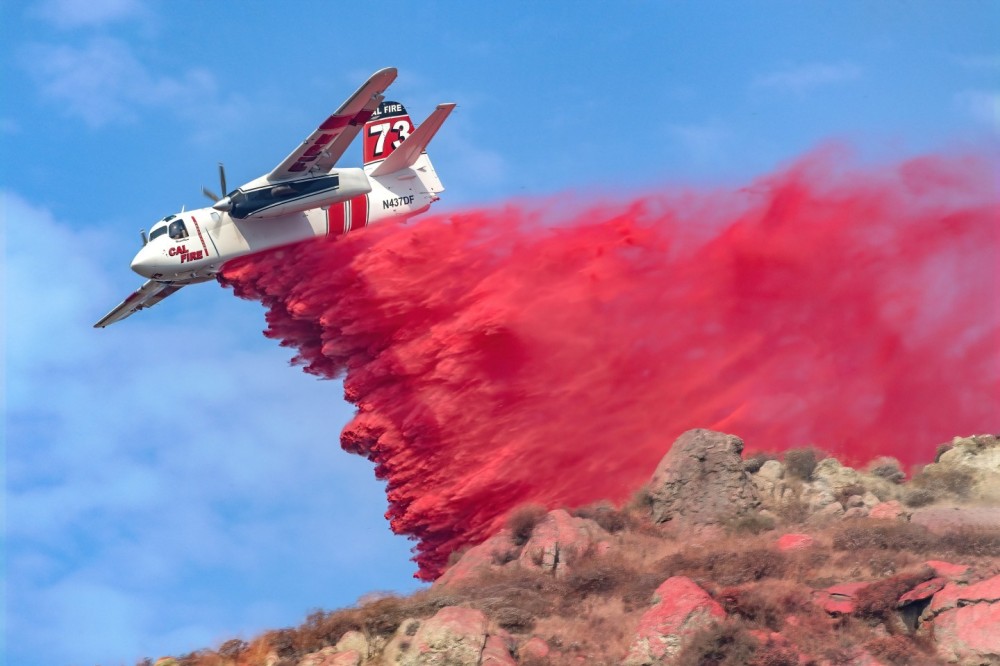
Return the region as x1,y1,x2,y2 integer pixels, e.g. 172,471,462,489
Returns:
168,220,189,240
149,225,168,241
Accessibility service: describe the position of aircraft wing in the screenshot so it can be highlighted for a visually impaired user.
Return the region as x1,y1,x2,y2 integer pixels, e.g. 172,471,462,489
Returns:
94,280,184,328
267,67,398,182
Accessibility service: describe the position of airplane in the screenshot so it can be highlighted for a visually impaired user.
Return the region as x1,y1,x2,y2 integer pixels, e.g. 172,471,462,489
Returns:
95,67,455,328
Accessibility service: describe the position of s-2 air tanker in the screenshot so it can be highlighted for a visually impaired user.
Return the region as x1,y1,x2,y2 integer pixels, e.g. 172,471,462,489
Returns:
95,67,454,328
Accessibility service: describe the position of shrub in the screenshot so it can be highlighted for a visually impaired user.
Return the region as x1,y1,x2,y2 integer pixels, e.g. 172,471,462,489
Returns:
901,488,935,508
217,639,247,659
910,467,973,500
834,483,868,507
831,522,936,553
937,526,1000,557
783,448,821,481
720,583,812,631
628,484,655,511
744,452,778,474
675,620,760,666
507,504,548,546
864,635,928,665
854,567,934,621
660,547,787,586
488,605,537,633
868,457,906,484
933,442,953,462
571,501,630,533
725,513,776,535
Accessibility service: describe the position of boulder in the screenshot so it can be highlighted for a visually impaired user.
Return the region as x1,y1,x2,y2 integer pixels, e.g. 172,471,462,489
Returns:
897,578,947,606
480,633,516,665
861,492,881,508
869,500,908,520
334,631,367,657
436,531,518,587
812,458,865,493
648,429,761,525
396,606,488,666
623,576,726,665
817,581,872,615
932,604,1000,665
925,574,1000,618
925,560,970,582
926,434,1000,502
757,460,785,482
518,637,550,661
518,509,606,576
807,501,845,525
297,648,360,666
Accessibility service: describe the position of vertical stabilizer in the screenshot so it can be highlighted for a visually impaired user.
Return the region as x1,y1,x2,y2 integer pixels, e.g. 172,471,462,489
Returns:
363,101,414,169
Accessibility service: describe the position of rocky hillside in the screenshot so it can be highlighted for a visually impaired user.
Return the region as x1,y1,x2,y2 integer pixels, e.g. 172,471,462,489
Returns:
148,431,1000,666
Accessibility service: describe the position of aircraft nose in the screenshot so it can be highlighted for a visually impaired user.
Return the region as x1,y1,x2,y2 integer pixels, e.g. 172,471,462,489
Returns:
130,247,155,278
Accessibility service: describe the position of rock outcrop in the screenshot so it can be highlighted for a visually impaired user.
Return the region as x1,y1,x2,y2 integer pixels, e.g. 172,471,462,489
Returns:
647,429,761,525
155,431,1000,666
517,509,606,577
922,574,1000,664
933,435,1000,501
392,606,490,666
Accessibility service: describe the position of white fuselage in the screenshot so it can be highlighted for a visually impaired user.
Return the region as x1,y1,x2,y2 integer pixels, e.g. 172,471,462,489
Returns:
131,156,441,283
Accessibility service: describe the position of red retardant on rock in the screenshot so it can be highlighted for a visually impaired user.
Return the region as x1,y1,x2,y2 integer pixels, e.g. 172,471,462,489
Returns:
220,151,1000,579
926,574,1000,616
932,604,1000,665
897,577,947,606
624,576,726,664
777,533,815,551
818,582,872,615
925,560,970,581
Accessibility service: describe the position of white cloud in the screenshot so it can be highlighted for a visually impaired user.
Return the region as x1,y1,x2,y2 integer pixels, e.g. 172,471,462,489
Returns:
31,0,146,29
955,89,1000,133
953,54,1000,71
21,36,245,135
4,192,422,665
752,61,862,93
666,121,731,167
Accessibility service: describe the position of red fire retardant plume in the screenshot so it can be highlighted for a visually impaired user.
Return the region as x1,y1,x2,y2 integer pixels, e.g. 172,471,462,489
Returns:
221,150,999,580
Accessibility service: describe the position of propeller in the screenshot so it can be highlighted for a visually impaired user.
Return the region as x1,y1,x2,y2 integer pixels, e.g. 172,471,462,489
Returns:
201,163,228,204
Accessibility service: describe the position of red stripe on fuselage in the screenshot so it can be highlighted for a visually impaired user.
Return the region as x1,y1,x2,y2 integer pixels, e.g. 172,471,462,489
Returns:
190,215,210,257
327,202,347,236
349,195,368,231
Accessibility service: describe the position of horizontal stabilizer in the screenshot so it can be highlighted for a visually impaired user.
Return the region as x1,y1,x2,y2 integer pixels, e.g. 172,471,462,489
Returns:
94,280,184,328
370,103,456,178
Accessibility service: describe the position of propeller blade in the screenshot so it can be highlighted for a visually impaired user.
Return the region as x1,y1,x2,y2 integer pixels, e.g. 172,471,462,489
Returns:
218,163,227,198
202,186,220,203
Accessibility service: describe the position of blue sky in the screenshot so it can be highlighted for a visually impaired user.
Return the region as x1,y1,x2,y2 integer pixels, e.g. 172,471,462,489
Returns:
3,1,997,664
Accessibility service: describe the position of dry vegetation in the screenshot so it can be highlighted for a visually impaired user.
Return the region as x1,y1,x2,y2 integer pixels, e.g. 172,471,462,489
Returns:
147,440,1000,666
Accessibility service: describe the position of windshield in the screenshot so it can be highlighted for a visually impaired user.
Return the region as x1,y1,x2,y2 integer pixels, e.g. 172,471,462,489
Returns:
149,224,168,241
